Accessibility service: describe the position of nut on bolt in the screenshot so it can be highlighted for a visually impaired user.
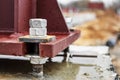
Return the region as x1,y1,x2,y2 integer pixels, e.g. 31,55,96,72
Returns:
30,56,48,64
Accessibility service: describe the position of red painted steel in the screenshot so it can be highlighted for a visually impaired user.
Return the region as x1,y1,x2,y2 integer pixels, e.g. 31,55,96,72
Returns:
36,0,70,35
16,0,36,33
0,33,27,56
0,0,14,32
0,0,35,56
88,2,104,9
0,0,80,58
40,30,80,58
0,0,35,33
0,42,25,56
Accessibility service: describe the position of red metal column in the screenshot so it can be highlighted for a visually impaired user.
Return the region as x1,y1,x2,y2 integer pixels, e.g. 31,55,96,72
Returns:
0,0,14,33
15,0,36,33
0,0,35,56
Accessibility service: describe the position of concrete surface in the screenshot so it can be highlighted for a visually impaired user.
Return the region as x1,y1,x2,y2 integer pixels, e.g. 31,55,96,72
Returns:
0,45,117,80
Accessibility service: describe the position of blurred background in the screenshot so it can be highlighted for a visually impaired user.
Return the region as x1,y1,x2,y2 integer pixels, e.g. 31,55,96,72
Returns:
1,0,120,80
58,0,120,46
